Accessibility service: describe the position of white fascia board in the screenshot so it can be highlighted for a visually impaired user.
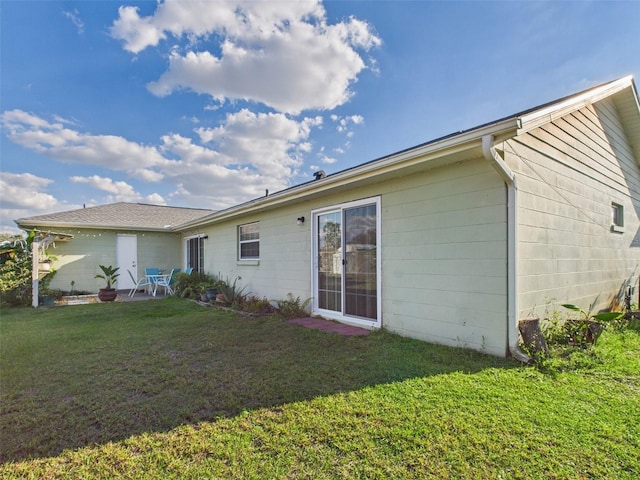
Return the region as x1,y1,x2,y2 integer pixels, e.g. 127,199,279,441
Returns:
178,118,519,231
17,221,173,233
517,75,635,134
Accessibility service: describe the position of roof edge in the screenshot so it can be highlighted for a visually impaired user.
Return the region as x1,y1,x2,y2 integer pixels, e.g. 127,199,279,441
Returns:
176,117,520,230
15,220,177,233
517,75,635,134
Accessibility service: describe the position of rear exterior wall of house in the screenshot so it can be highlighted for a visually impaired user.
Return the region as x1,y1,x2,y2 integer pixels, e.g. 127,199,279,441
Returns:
42,228,183,292
183,157,510,357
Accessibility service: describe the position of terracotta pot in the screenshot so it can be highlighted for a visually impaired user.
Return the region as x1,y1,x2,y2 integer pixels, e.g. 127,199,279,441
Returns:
98,288,118,302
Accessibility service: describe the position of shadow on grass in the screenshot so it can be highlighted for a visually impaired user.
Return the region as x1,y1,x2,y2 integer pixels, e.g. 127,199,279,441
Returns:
0,299,516,463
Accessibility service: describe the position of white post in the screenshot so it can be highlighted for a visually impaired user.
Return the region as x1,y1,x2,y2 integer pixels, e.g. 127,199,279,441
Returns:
32,240,39,308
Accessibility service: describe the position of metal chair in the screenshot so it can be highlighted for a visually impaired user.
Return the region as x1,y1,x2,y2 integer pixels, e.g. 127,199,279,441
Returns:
144,268,161,295
127,269,153,297
155,268,177,296
168,268,181,289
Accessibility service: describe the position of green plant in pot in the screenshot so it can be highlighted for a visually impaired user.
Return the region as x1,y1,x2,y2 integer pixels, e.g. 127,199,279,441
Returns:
204,282,218,301
561,303,623,345
95,264,120,302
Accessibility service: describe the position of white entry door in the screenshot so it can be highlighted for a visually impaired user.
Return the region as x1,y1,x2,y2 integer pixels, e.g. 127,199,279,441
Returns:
117,234,137,290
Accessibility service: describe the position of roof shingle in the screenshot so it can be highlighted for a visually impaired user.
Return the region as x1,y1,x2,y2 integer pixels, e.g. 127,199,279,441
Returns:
16,202,214,230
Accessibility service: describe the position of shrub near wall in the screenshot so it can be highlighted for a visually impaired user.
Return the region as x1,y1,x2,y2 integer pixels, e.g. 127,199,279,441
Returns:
172,272,217,300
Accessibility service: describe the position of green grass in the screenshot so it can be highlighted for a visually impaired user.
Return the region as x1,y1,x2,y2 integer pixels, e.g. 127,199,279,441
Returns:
1,299,638,478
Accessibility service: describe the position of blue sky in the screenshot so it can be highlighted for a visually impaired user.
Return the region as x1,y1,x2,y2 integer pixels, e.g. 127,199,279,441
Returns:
1,0,639,234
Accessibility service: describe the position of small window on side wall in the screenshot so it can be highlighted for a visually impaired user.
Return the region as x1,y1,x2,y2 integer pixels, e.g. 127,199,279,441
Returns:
239,222,260,260
611,202,624,232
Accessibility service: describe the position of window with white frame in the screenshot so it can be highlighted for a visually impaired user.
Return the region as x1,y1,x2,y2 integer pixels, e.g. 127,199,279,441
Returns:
238,222,259,260
611,202,624,231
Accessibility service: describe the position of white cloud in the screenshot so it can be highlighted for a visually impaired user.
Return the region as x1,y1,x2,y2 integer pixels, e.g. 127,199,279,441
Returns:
0,172,78,234
160,133,223,165
164,110,323,205
145,193,166,205
333,114,364,132
1,110,170,181
63,8,84,34
111,0,326,54
52,114,79,126
195,109,318,181
1,107,323,214
128,168,165,183
70,175,138,198
318,154,337,165
0,172,57,211
111,0,380,114
70,175,167,205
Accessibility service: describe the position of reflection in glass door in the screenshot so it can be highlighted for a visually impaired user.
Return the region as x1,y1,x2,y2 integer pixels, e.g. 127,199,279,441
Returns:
313,197,380,325
344,204,377,319
317,211,342,312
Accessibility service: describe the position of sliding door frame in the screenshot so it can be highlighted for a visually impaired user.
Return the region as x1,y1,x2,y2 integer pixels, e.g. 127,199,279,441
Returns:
311,196,382,328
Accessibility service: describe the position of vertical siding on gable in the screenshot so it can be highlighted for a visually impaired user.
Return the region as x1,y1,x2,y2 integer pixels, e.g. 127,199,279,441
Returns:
506,98,640,319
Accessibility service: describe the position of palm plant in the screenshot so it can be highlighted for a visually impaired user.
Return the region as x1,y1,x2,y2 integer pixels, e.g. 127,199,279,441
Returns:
95,265,120,289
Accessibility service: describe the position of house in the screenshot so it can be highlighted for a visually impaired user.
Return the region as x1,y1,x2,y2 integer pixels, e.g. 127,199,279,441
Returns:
16,202,213,294
17,76,640,358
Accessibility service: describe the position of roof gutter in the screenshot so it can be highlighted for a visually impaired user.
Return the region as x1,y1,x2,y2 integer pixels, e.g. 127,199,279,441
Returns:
482,135,530,363
16,222,176,233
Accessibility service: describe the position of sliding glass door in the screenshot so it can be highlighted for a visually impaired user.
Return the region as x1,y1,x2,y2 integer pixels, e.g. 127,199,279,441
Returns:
313,197,380,326
317,210,342,313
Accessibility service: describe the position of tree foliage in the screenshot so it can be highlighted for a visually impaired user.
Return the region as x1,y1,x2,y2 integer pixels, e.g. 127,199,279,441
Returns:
0,231,33,306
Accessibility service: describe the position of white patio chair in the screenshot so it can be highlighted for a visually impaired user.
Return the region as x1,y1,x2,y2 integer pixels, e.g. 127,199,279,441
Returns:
127,269,153,297
154,268,177,296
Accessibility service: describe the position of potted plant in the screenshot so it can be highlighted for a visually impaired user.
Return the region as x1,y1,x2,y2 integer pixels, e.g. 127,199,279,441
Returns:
95,264,120,302
205,283,218,301
561,303,623,345
200,287,210,303
37,269,58,306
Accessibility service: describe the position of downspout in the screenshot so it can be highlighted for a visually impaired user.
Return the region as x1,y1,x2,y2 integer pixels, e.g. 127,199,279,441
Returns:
482,136,530,363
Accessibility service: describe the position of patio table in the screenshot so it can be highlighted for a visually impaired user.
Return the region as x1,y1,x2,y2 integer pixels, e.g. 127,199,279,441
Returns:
144,269,162,295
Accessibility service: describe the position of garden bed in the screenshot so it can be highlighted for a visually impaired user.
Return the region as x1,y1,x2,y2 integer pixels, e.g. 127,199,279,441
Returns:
55,294,100,306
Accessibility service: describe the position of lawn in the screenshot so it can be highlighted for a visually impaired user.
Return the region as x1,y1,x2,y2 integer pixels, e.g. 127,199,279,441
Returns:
1,299,638,479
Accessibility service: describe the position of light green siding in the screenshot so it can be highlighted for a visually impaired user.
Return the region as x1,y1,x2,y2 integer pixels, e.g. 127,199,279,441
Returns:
43,228,183,292
185,158,509,357
505,98,640,319
381,159,508,356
